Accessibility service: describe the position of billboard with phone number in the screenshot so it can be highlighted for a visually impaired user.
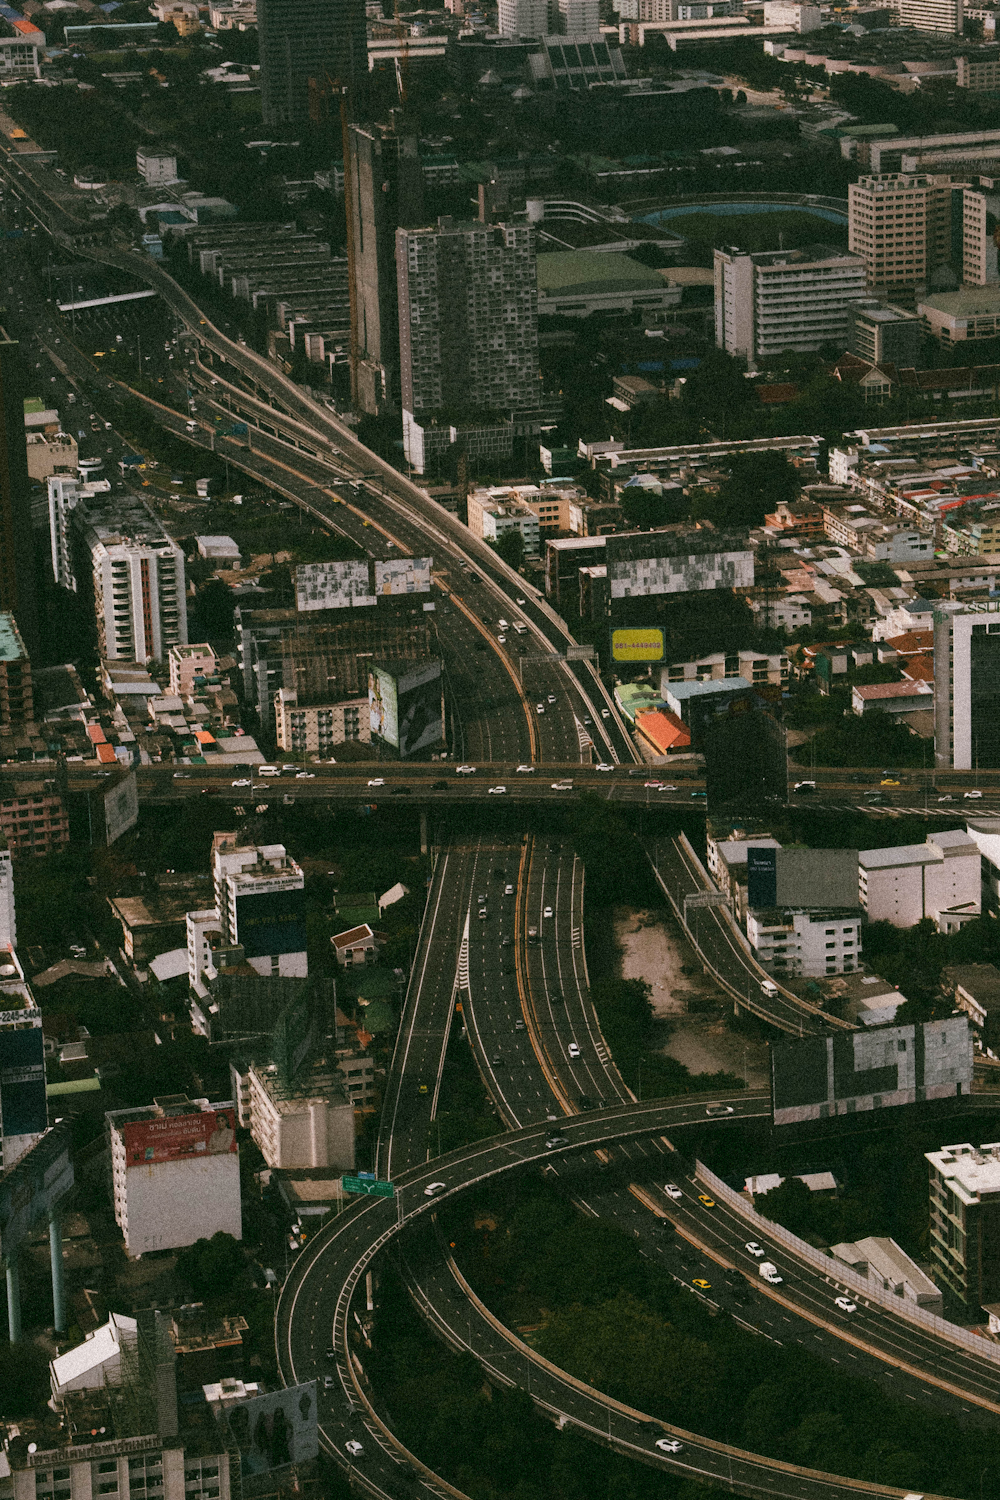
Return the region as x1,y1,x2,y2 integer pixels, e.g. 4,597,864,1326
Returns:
610,627,666,663
122,1107,237,1165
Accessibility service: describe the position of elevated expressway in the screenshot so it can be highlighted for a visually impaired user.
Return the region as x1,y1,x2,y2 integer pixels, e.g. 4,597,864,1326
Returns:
6,148,998,1497
277,833,1000,1500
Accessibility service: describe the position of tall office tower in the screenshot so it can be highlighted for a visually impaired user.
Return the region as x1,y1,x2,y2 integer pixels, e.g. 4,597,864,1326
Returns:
346,121,424,415
848,173,957,300
897,0,962,33
713,244,867,365
0,328,40,662
396,218,539,419
257,0,367,126
498,0,550,33
932,600,1000,769
555,0,600,29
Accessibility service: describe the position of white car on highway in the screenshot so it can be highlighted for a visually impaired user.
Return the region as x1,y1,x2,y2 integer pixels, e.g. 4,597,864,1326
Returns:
567,1042,580,1059
368,778,384,787
456,765,477,774
423,1182,446,1197
745,1241,765,1258
595,763,614,772
488,785,507,795
551,781,573,791
655,1439,683,1455
663,1184,682,1200
516,764,535,773
835,1295,857,1313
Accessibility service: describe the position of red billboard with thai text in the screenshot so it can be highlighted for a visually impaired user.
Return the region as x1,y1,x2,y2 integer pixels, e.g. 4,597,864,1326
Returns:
122,1108,236,1165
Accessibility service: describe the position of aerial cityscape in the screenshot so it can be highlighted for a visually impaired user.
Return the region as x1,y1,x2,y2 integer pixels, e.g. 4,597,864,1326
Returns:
9,0,1000,1495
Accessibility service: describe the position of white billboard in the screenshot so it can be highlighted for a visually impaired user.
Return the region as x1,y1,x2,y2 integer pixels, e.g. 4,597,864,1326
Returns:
374,557,432,596
295,561,376,611
609,547,754,599
104,773,139,845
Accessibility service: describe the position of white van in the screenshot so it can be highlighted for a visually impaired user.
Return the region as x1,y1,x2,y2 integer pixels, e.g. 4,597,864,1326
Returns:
759,1262,783,1285
760,979,778,998
513,622,527,634
258,766,280,776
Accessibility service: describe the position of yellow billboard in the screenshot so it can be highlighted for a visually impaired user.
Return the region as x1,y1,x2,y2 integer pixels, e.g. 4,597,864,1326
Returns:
611,627,665,663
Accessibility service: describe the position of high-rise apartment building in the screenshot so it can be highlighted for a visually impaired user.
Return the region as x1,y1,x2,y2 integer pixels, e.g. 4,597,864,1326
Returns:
346,121,424,415
556,0,600,29
933,600,1000,768
210,833,307,978
713,244,867,365
926,1141,1000,1307
108,1096,241,1257
48,486,187,663
257,0,367,125
848,172,956,298
0,327,39,661
959,180,1000,285
498,0,549,32
0,839,14,952
396,218,539,418
897,0,962,33
0,612,32,729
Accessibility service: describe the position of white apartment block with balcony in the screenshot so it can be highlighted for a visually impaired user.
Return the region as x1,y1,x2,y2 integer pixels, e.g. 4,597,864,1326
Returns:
273,687,369,754
897,0,963,33
859,830,981,929
51,489,187,664
714,244,866,366
746,908,862,977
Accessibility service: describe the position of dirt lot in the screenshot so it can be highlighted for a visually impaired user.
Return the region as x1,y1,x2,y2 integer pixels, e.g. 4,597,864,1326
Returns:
614,906,770,1087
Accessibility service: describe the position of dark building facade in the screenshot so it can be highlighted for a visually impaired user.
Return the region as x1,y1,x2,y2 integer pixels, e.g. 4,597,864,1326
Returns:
0,329,39,661
257,0,367,126
346,121,424,415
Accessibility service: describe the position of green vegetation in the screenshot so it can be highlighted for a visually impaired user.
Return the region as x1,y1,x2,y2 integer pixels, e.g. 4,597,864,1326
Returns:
430,1019,501,1155
661,210,848,259
369,1254,722,1500
175,1231,252,1301
793,711,928,769
690,449,800,531
450,1177,1000,1497
591,978,744,1100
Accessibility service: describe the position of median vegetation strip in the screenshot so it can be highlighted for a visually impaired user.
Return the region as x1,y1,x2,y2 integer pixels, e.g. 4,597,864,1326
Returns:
441,1175,999,1498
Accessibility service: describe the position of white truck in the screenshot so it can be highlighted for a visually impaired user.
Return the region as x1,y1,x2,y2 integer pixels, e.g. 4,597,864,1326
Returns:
759,1262,783,1286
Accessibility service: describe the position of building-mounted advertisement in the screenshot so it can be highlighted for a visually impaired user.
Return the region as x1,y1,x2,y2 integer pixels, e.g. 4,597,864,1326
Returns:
121,1107,237,1164
605,531,754,599
369,658,444,757
771,1017,973,1126
0,1021,47,1165
234,887,308,960
610,626,666,663
295,561,376,611
374,557,432,595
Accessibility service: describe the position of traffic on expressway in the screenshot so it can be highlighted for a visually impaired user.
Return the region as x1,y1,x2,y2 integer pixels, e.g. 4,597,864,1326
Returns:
1,146,992,1500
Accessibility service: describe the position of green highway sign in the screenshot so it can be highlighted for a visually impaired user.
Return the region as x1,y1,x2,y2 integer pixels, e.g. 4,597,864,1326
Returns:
342,1175,394,1198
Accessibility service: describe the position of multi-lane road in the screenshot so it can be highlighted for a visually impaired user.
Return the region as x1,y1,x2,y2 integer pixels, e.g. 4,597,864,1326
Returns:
5,142,999,1500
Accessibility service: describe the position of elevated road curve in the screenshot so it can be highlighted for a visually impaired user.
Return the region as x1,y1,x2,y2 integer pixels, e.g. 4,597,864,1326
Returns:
275,1093,967,1500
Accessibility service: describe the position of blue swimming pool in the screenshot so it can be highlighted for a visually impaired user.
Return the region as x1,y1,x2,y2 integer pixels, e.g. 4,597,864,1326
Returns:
640,201,849,226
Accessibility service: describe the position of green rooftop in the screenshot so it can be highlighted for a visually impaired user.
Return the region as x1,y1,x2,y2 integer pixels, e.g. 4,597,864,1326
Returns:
536,250,664,298
0,613,26,663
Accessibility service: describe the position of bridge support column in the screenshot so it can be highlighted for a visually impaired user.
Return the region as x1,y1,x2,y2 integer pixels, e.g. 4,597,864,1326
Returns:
5,1254,21,1343
733,1001,742,1020
420,812,428,856
50,1212,66,1334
